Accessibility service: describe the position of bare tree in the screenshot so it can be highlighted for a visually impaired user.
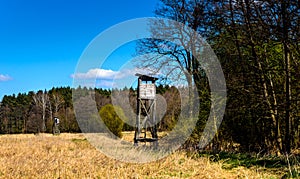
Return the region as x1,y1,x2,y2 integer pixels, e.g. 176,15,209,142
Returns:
51,92,64,117
136,1,215,116
32,90,49,132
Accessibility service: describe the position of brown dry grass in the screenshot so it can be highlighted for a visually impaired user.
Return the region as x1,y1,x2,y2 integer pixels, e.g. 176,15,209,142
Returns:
0,133,278,178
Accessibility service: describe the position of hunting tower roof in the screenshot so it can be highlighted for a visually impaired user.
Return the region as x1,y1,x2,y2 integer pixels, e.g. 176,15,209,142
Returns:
135,73,158,82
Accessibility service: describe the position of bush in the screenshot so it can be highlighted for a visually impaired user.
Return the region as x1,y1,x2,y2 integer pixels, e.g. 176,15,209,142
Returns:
99,104,125,138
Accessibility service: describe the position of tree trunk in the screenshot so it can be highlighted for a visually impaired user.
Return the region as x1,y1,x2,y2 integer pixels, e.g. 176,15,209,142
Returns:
282,0,291,154
242,0,282,153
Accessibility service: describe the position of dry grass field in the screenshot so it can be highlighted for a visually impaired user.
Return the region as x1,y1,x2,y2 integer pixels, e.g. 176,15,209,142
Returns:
0,133,282,178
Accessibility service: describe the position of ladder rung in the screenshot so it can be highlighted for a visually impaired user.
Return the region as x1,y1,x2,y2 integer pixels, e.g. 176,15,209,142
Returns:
135,138,158,142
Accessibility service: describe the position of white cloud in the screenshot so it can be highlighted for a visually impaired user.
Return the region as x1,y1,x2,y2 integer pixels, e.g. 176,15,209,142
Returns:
71,69,119,80
72,68,163,89
0,74,12,82
71,68,160,80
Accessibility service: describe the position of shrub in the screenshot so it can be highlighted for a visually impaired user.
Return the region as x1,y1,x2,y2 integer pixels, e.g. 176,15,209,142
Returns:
99,104,125,138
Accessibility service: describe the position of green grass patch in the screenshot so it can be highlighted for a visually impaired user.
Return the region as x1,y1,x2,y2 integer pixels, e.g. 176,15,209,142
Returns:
71,138,88,143
190,151,300,178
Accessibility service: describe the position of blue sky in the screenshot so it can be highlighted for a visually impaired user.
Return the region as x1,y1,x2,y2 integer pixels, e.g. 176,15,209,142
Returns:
0,0,159,100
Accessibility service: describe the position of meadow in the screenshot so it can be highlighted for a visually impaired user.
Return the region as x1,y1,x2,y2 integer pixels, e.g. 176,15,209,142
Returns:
0,133,296,178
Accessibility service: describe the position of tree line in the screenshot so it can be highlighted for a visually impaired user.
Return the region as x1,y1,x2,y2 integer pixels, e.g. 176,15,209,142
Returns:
0,85,181,135
0,87,78,134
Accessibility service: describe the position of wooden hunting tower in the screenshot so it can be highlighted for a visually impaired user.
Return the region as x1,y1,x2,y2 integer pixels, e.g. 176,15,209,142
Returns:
134,74,158,147
53,117,60,135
